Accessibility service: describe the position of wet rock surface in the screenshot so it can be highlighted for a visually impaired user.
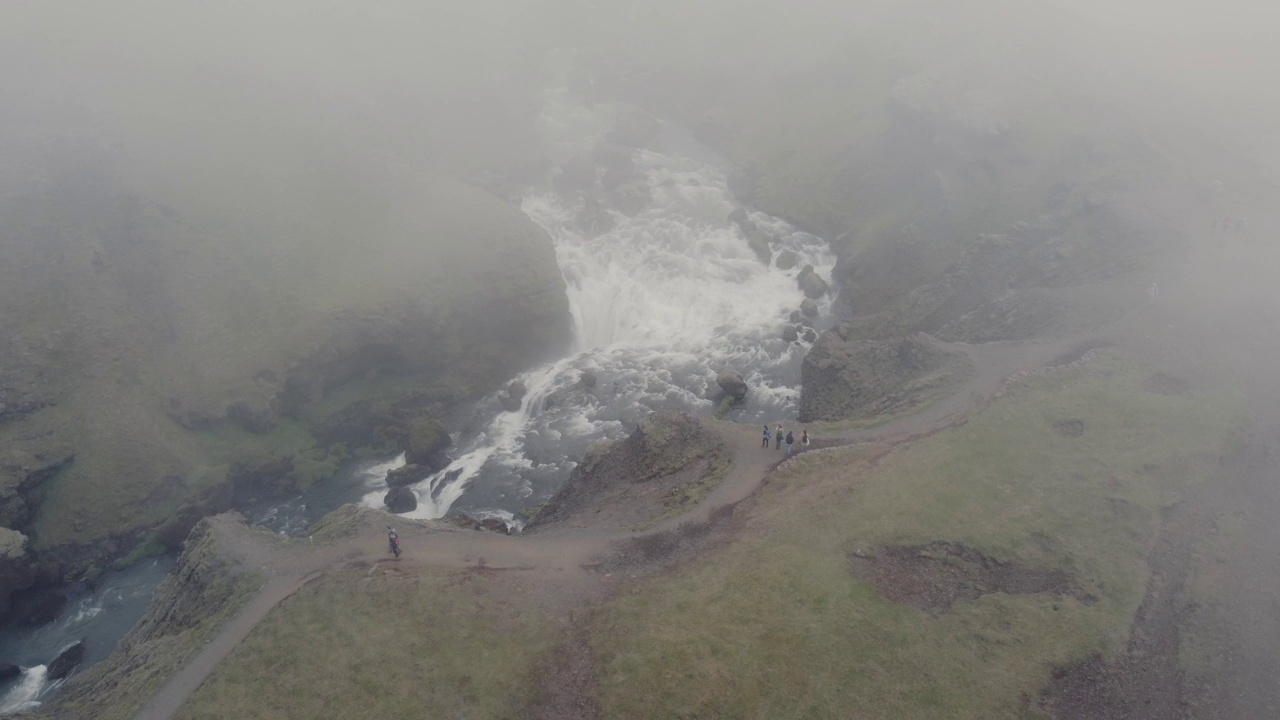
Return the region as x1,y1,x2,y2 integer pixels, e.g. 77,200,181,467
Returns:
46,640,86,680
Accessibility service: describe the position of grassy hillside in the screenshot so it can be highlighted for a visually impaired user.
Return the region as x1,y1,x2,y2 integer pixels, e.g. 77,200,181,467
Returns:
160,351,1242,718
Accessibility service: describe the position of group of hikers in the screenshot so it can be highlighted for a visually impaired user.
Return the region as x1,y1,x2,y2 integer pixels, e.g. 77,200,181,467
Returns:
762,424,808,456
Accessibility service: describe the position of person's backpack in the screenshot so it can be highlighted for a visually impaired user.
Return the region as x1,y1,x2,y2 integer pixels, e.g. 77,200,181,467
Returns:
786,432,794,444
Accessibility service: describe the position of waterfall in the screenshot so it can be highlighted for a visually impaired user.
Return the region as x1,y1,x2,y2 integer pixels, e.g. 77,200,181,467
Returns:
360,92,835,525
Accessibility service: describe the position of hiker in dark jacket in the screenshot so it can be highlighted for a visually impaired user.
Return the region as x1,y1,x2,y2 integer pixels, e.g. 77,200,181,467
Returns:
775,424,784,450
762,425,771,448
785,430,795,456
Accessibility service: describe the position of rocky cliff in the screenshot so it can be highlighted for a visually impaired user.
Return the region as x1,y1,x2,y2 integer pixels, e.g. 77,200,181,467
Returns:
50,517,263,720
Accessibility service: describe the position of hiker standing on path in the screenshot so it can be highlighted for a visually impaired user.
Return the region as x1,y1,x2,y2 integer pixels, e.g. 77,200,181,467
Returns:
775,424,784,450
801,430,809,452
762,425,771,448
785,430,795,456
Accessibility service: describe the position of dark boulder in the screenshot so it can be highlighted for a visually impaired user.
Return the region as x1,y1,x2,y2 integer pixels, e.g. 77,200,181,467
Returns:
385,464,431,488
406,418,452,466
727,208,750,226
782,326,800,343
776,250,800,271
579,371,598,390
716,370,749,402
803,328,819,343
746,231,773,265
0,663,19,680
479,518,509,534
499,380,528,412
800,298,819,318
383,487,417,514
797,265,830,299
47,641,85,680
0,529,36,625
789,310,803,324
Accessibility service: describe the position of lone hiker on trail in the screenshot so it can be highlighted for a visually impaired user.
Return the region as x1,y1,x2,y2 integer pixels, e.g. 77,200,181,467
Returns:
785,430,795,456
775,424,784,450
388,527,399,554
801,430,809,452
762,425,771,448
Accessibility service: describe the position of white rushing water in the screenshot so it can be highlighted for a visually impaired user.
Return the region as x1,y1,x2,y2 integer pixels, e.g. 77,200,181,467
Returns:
0,665,50,714
360,90,835,526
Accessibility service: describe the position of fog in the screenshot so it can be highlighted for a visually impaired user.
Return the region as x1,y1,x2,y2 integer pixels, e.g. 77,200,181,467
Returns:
2,0,1279,716
2,1,1276,177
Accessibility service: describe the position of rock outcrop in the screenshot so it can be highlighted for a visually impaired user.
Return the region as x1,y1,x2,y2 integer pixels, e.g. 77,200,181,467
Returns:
52,515,265,717
800,298,819,317
745,231,773,265
797,265,830,299
0,528,36,625
406,419,452,469
384,487,418,514
530,412,729,530
799,332,957,422
47,640,86,680
716,370,749,401
385,465,431,488
0,663,19,680
776,250,799,271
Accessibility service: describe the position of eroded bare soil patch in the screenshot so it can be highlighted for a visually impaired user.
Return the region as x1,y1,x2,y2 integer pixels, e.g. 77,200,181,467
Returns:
524,632,601,720
851,542,1089,611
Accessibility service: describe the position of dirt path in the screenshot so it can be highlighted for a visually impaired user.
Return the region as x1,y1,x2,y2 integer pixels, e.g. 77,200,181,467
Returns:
132,328,1087,720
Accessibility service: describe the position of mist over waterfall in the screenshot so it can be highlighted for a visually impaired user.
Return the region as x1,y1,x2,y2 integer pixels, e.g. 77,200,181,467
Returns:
361,92,835,527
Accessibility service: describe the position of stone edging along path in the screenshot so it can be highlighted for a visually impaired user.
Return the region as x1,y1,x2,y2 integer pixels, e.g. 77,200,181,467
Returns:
132,330,1100,720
